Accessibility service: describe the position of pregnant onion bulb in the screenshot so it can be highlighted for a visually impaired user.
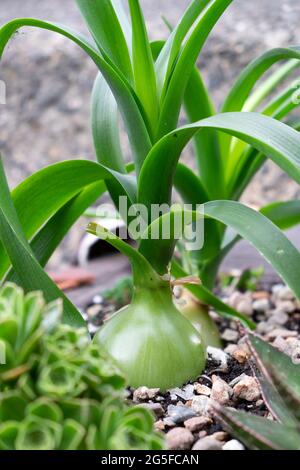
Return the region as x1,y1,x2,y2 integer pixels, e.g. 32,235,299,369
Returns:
88,223,205,390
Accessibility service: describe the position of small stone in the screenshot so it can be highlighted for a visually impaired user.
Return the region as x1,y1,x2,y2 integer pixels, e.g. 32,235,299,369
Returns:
211,431,228,442
256,321,274,335
141,403,164,418
228,292,253,316
154,420,165,431
192,436,223,451
256,399,264,407
184,416,212,432
191,396,212,416
166,427,195,450
252,298,270,312
252,291,269,300
207,347,229,372
133,386,160,402
167,405,196,424
267,310,289,326
169,384,195,401
273,285,295,301
232,344,251,364
194,384,211,396
266,328,298,341
233,376,261,402
163,417,176,428
223,439,245,450
276,301,295,314
92,294,103,304
229,373,247,388
86,304,102,319
211,375,233,405
221,328,239,343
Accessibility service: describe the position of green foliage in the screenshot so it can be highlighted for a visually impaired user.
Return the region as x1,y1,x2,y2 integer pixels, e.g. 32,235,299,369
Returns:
220,266,264,291
102,276,134,309
0,283,163,450
1,0,300,388
216,333,300,450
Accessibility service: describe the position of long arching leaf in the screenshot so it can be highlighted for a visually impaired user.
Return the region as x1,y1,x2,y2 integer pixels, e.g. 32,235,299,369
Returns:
0,159,85,328
0,18,151,173
128,0,158,136
0,160,135,278
139,202,300,302
76,0,133,82
138,112,300,212
157,0,233,138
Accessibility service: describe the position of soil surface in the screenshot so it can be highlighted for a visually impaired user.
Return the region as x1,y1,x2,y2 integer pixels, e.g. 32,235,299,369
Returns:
83,278,300,450
0,0,300,266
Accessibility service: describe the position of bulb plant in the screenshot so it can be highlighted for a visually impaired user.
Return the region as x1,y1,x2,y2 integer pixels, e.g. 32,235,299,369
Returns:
216,333,300,450
0,0,300,389
0,283,163,450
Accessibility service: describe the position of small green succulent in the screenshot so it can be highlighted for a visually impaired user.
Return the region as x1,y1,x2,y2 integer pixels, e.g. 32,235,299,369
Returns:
216,332,300,450
0,283,163,450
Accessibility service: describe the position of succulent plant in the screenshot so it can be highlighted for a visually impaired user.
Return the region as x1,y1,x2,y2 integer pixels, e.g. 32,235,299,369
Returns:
216,332,300,450
0,283,163,450
1,0,300,390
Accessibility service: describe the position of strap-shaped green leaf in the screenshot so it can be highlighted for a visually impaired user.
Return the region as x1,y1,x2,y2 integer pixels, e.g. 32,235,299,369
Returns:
223,47,300,114
0,159,85,328
91,73,125,173
138,112,300,212
155,0,212,97
76,0,133,82
261,200,300,231
184,67,224,198
157,0,233,138
0,160,135,279
128,0,158,137
217,405,300,450
0,18,151,173
139,202,300,301
243,59,300,112
7,183,105,279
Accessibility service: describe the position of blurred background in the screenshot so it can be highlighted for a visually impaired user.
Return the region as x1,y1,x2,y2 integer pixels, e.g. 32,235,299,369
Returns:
0,0,300,266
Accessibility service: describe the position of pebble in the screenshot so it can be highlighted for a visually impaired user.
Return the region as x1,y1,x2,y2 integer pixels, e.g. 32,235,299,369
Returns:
194,384,211,396
167,405,196,424
163,417,176,428
229,374,247,388
92,295,103,304
166,428,195,450
233,346,251,364
86,304,102,319
211,375,233,405
207,347,229,372
267,310,289,326
221,329,239,343
277,300,295,313
154,420,165,431
184,416,212,432
223,439,245,450
191,396,212,417
133,387,160,402
192,436,223,451
141,403,164,418
252,298,270,312
228,292,253,316
211,431,228,442
272,285,295,301
233,376,261,402
169,384,195,401
266,328,298,341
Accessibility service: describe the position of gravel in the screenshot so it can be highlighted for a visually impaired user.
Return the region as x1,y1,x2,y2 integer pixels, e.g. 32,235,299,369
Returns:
1,0,300,266
88,280,300,451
